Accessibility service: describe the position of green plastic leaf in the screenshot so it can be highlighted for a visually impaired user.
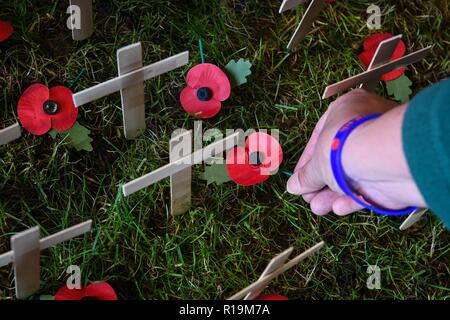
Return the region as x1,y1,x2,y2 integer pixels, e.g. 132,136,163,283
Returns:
49,122,93,152
386,74,413,103
200,162,231,185
49,130,58,139
39,295,55,300
225,58,252,88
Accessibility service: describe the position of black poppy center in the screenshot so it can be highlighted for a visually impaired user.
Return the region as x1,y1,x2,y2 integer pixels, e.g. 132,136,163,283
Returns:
249,152,265,166
81,296,98,300
42,100,59,115
197,87,212,101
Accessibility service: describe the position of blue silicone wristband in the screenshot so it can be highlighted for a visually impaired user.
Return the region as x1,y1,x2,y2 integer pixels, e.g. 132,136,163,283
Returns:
330,114,417,216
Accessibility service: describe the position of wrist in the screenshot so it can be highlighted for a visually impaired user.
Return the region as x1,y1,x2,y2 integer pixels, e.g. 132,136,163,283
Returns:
340,105,426,208
341,118,375,184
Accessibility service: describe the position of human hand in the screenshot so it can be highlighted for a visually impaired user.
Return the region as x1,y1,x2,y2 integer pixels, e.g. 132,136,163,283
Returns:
287,89,426,216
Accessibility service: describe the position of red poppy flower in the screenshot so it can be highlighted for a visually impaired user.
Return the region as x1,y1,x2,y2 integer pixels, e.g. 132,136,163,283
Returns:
18,84,78,135
180,63,231,119
54,282,118,300
359,33,406,81
256,294,288,300
226,132,283,186
0,21,13,42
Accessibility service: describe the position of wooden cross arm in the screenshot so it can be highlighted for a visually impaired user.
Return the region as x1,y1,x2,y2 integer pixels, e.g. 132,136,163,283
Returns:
40,220,92,250
73,51,189,107
322,46,433,99
227,241,325,300
122,132,242,196
0,250,13,267
0,220,92,268
0,123,21,146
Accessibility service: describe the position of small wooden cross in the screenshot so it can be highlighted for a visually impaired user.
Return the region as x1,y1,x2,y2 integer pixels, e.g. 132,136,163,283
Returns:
322,37,433,99
227,241,325,300
280,0,328,50
360,34,403,92
122,131,242,216
72,43,189,139
0,220,92,299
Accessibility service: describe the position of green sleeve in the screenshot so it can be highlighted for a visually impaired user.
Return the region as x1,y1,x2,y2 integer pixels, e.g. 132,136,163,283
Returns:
402,78,450,229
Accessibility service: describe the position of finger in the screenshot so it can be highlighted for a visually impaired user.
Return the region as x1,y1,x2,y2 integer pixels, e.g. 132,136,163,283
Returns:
332,195,364,216
294,110,330,172
287,160,325,195
302,192,318,203
309,188,341,216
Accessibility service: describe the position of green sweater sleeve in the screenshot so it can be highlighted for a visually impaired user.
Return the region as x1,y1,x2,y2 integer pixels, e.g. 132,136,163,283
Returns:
402,78,450,229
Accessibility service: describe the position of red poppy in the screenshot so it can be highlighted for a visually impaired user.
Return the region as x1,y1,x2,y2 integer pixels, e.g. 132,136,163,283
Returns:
256,294,288,300
18,84,78,135
226,132,283,186
359,33,406,81
54,282,118,300
180,63,231,119
0,21,13,42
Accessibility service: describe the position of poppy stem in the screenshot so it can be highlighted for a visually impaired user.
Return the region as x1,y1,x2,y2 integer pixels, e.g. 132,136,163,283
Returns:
113,184,124,211
68,68,87,89
279,168,293,177
198,38,205,64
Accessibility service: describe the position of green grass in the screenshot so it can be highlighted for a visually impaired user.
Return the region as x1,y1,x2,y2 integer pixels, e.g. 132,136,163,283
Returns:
1,0,449,300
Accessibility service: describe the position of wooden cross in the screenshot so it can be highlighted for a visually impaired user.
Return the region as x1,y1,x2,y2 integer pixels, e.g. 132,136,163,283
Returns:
122,131,242,216
227,241,325,300
69,0,93,41
0,220,92,299
0,123,21,146
280,0,328,50
72,42,189,139
360,34,403,91
322,39,433,99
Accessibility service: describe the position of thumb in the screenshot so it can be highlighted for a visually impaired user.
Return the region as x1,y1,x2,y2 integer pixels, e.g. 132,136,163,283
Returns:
287,160,325,195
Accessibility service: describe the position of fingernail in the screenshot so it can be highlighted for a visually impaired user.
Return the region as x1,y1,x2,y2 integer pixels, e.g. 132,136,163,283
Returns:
287,175,300,195
287,181,294,194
